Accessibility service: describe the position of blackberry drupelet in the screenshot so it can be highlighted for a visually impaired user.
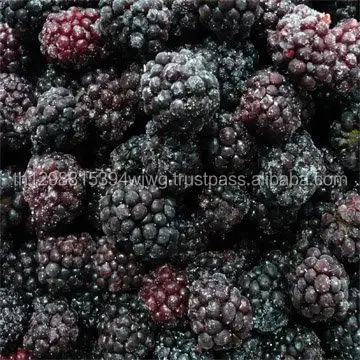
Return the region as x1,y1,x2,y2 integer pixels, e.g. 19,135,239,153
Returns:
35,233,95,294
26,87,90,154
256,131,326,208
0,289,29,355
204,111,257,176
290,246,350,322
188,273,253,351
22,153,85,233
236,69,305,144
141,49,220,136
92,236,144,292
99,182,179,263
99,0,172,56
23,296,79,359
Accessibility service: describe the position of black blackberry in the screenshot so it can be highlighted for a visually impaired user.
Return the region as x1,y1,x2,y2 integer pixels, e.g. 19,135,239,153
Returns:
170,0,200,37
198,184,250,234
99,182,179,263
35,233,95,294
97,293,155,359
26,87,90,154
99,0,172,56
91,236,144,293
0,288,29,354
141,49,220,136
239,251,291,334
204,111,257,176
220,336,264,360
256,131,326,208
23,296,79,359
188,273,253,351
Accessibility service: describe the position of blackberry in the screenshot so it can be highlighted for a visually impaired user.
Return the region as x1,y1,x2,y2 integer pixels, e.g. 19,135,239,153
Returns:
290,246,350,322
25,87,90,154
323,288,360,359
97,293,155,359
92,236,144,293
22,153,85,234
170,0,200,37
188,273,253,351
204,111,257,176
99,182,179,263
330,101,360,173
0,348,31,360
23,296,79,359
0,289,29,354
39,7,106,69
195,0,262,41
141,49,220,136
220,336,264,360
99,0,172,56
35,233,95,294
236,69,305,144
239,251,291,334
256,131,326,208
198,184,250,234
0,22,31,73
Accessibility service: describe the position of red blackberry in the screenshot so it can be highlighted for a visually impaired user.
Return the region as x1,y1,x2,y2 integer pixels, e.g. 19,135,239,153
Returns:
39,7,106,69
92,236,144,293
188,273,253,351
290,246,350,322
22,153,85,234
0,348,32,360
140,264,189,326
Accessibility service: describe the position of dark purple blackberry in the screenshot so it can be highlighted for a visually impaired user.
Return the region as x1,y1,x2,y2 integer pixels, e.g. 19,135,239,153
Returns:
23,296,79,359
188,273,253,351
204,111,257,176
256,131,326,208
141,49,220,136
330,101,360,173
290,246,350,322
22,153,85,234
0,288,29,354
79,65,141,147
97,293,155,359
92,236,144,293
99,0,172,56
170,0,200,37
26,87,90,154
35,233,95,294
194,0,262,41
323,288,360,359
198,184,250,234
99,182,179,263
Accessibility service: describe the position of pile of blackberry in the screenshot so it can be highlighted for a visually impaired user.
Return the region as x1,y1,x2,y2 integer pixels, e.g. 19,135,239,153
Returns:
1,1,360,359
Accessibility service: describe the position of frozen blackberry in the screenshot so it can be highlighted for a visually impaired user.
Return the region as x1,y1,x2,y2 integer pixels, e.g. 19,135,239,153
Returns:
323,288,360,360
23,297,79,359
0,348,31,360
35,233,95,294
99,0,172,56
188,273,253,351
195,0,262,41
320,191,360,263
330,101,360,173
92,236,144,293
220,336,264,360
97,293,155,359
110,135,145,175
198,184,250,234
79,65,140,147
236,69,305,144
204,111,257,176
170,0,200,37
26,87,90,154
0,289,29,354
239,251,290,334
100,182,179,263
39,7,106,68
256,131,326,208
141,49,220,136
290,246,350,322
22,153,85,233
